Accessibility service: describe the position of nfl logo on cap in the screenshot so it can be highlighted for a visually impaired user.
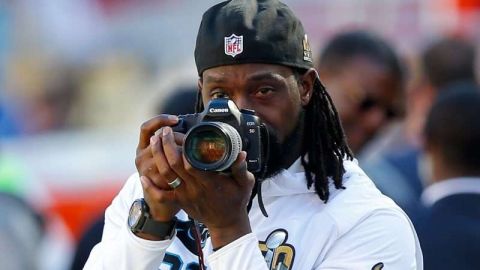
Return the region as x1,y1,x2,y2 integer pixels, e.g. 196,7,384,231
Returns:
224,34,243,57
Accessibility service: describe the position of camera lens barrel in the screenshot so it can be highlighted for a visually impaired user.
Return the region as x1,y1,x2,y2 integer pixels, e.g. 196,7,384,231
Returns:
183,122,243,171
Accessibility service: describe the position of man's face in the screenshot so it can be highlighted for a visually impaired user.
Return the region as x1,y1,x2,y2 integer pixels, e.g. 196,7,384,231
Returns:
321,56,400,153
199,63,308,176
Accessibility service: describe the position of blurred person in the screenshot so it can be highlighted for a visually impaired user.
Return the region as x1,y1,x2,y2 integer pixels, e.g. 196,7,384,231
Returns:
69,86,198,270
315,30,424,217
5,57,80,135
0,144,68,270
85,1,422,269
407,35,477,147
316,30,404,155
154,86,199,116
358,35,478,220
0,192,45,270
69,217,104,270
417,84,480,270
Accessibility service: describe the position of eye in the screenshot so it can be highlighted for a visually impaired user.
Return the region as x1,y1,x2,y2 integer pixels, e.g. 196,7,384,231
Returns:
210,89,229,99
254,87,274,98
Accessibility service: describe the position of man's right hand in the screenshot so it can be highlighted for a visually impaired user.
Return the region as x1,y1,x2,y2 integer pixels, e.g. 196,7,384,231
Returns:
135,114,182,230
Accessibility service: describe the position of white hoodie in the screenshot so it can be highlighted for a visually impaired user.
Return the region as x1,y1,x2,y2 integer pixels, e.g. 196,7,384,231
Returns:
85,159,423,270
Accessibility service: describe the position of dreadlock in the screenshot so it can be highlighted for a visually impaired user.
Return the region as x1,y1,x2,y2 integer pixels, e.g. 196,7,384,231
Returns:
194,68,354,203
295,69,354,202
195,90,204,113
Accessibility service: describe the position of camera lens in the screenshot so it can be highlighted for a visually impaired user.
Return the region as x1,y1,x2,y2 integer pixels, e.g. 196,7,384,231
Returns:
184,122,242,171
189,130,227,164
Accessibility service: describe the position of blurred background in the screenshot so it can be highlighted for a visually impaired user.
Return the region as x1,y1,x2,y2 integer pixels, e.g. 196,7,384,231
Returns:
0,0,479,269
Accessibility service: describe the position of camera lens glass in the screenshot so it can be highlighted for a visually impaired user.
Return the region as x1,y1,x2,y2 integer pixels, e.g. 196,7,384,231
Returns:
184,122,242,171
189,130,227,164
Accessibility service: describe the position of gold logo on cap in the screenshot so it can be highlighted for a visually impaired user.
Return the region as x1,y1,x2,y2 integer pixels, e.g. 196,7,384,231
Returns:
303,34,312,62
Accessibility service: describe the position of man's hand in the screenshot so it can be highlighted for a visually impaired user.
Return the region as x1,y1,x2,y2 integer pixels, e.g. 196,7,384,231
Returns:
135,115,182,227
159,126,256,249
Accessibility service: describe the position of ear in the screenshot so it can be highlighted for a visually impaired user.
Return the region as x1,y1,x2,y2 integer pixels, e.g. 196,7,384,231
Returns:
422,141,443,183
299,68,317,106
197,77,203,92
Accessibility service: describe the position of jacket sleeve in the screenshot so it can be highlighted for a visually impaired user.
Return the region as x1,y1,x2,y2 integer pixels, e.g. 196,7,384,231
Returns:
316,209,423,270
206,233,268,270
83,173,173,270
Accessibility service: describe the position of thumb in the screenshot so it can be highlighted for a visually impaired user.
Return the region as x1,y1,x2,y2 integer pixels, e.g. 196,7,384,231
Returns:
231,151,255,188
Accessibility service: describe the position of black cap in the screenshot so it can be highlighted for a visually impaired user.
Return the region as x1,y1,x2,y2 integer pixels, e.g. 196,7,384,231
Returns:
194,0,313,75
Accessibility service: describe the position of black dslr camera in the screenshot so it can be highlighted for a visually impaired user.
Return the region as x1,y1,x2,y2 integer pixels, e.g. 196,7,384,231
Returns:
172,98,268,173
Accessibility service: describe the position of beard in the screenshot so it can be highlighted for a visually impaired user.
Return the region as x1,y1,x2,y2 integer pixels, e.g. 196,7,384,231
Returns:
258,111,305,181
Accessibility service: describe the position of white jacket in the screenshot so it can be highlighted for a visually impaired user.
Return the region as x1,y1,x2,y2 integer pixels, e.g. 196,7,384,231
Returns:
85,159,423,269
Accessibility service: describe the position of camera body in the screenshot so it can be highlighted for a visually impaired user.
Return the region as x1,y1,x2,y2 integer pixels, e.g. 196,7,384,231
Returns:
172,98,267,173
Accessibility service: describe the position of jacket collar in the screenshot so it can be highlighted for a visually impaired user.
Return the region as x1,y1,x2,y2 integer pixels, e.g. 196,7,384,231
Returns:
260,158,364,198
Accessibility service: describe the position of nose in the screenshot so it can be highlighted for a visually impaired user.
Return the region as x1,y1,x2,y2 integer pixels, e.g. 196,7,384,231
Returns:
231,95,253,111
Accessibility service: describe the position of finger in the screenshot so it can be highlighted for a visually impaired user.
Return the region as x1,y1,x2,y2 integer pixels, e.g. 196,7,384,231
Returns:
138,114,179,150
150,135,177,189
135,143,172,190
135,147,155,176
162,126,185,171
231,151,254,188
173,132,185,146
162,126,199,190
158,127,185,146
140,175,176,203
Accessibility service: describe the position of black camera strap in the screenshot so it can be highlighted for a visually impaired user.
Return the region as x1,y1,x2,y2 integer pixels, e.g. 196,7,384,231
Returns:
256,180,268,217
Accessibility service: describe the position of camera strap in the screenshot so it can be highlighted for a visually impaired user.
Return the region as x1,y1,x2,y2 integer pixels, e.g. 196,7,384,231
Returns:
188,217,206,270
256,180,268,217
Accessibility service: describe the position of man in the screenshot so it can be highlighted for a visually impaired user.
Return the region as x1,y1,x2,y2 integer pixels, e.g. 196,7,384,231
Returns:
314,31,420,217
316,30,404,155
407,36,477,146
417,84,480,270
357,36,477,220
85,1,422,269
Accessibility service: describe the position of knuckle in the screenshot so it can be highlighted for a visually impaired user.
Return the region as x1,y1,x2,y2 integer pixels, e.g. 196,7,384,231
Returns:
135,153,150,171
169,158,183,171
156,164,168,175
134,156,143,170
140,122,150,133
157,165,174,179
150,169,162,179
